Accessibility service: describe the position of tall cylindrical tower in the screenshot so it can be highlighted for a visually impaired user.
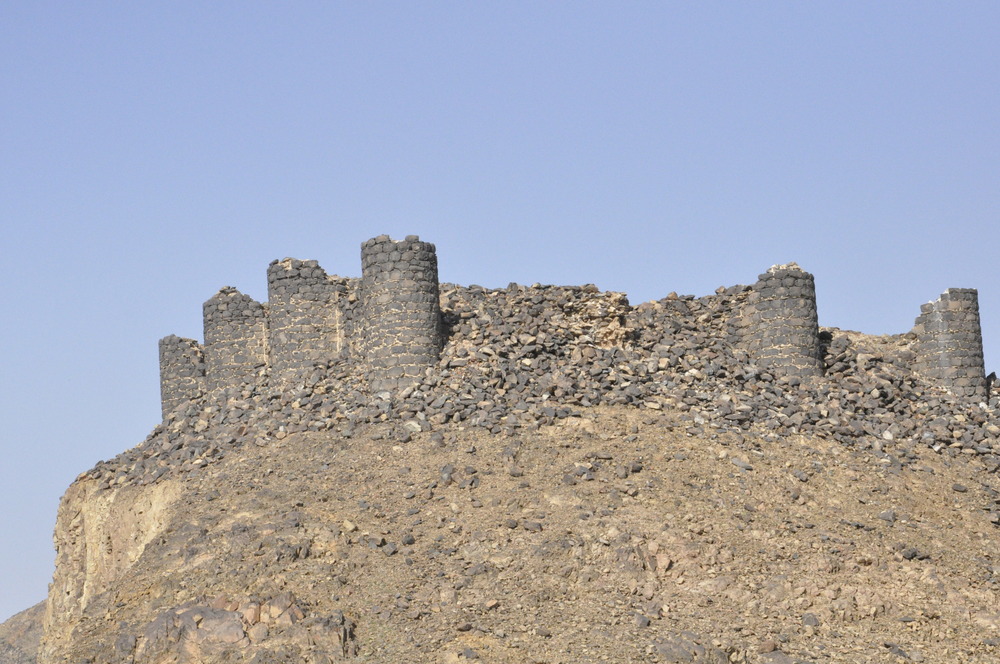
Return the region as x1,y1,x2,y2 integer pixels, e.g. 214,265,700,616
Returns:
741,263,823,379
912,288,986,400
360,234,443,392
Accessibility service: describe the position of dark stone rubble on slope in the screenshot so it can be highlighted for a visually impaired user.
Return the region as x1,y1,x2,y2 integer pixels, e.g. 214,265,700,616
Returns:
85,279,1000,496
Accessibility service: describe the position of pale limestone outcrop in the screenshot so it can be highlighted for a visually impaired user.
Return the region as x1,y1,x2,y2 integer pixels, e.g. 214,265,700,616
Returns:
40,478,179,661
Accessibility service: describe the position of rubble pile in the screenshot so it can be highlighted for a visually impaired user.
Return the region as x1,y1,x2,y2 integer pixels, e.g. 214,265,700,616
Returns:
86,283,998,490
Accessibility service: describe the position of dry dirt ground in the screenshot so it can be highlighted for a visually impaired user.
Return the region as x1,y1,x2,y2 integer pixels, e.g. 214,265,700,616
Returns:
39,404,1000,663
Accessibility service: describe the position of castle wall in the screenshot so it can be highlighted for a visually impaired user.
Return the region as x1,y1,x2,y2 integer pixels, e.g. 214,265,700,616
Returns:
157,335,205,418
360,235,443,392
202,287,268,395
156,236,992,419
740,264,823,379
912,288,986,400
266,258,356,384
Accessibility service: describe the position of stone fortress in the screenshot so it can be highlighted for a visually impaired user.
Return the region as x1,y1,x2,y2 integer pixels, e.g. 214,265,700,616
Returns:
158,234,987,422
159,234,448,417
43,234,1000,664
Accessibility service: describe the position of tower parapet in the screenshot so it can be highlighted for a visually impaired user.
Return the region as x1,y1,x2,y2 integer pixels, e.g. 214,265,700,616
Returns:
740,263,823,379
912,288,986,400
158,335,205,418
267,258,355,384
203,287,268,395
360,234,443,393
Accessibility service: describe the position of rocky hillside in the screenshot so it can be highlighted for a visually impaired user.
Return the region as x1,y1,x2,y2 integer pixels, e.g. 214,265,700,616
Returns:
0,602,43,664
35,409,1000,663
14,281,1000,662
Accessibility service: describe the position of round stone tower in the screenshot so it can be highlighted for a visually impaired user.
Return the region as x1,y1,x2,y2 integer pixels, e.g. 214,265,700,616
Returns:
266,258,345,384
912,288,986,400
360,234,443,393
741,263,823,379
202,287,268,395
158,334,205,418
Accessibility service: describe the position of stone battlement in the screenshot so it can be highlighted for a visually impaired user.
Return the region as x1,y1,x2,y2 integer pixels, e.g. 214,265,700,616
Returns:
202,287,268,396
158,235,989,421
266,258,358,384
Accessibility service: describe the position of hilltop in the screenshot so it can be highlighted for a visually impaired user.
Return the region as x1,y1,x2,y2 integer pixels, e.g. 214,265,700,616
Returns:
32,406,1000,663
7,235,1000,663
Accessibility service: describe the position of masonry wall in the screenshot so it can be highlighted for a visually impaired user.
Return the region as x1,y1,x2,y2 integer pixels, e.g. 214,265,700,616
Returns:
202,287,268,395
740,264,823,379
360,235,443,392
157,237,994,420
912,288,986,400
158,335,205,418
267,258,357,384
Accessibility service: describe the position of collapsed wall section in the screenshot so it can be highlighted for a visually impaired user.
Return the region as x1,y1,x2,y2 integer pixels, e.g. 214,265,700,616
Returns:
912,288,986,400
157,335,205,418
741,263,822,379
360,234,443,392
202,287,268,395
267,258,356,383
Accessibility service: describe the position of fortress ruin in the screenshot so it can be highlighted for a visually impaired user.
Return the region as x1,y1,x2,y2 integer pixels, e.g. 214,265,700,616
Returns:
157,234,988,421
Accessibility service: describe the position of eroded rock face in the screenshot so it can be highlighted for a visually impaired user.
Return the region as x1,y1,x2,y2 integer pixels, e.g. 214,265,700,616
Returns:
41,479,179,660
38,450,360,664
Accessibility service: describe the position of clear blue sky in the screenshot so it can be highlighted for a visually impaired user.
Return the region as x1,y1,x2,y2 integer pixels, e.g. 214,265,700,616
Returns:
2,3,998,622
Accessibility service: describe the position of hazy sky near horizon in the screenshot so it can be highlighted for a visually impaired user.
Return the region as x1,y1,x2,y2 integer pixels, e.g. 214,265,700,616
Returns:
2,3,999,622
